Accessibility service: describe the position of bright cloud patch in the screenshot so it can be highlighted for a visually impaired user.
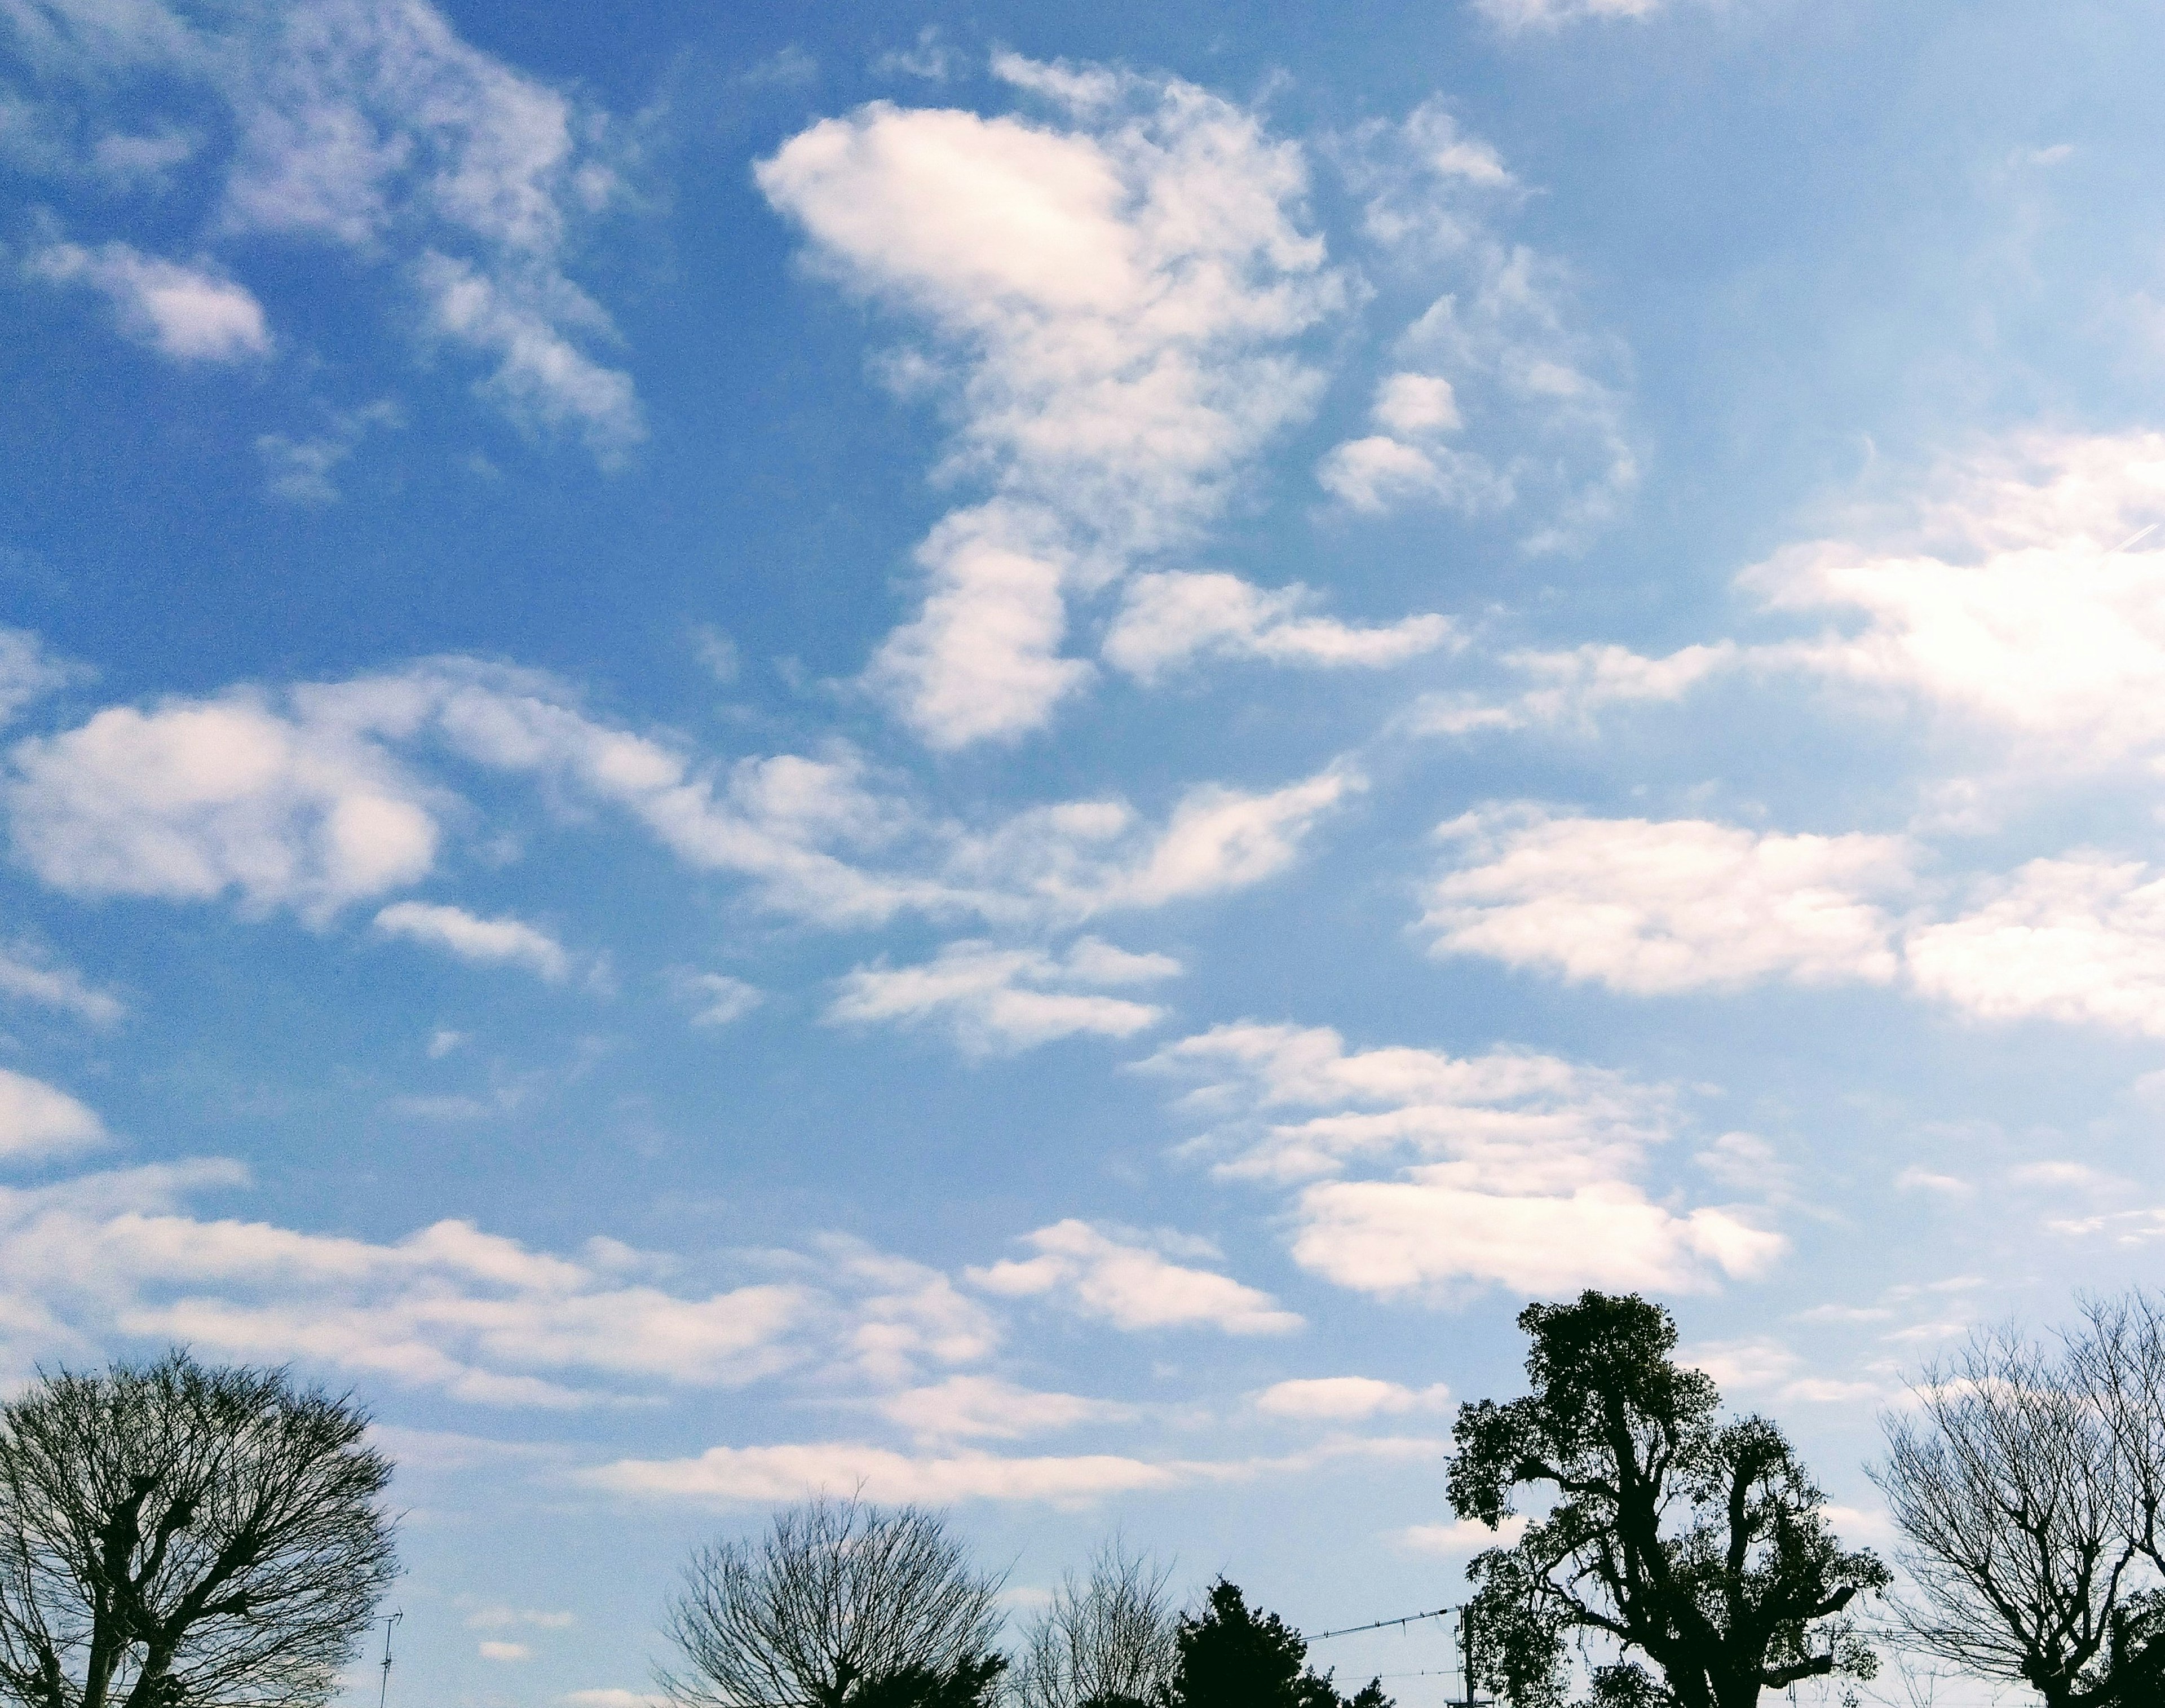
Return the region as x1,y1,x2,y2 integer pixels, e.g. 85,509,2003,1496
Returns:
0,1070,106,1160
1907,855,2165,1037
586,1441,1184,1508
1154,1021,1781,1298
1103,572,1453,682
969,1219,1301,1335
26,241,270,360
1254,1376,1450,1420
829,937,1179,1054
877,1374,1134,1441
758,58,1373,744
375,901,570,981
1424,810,1912,992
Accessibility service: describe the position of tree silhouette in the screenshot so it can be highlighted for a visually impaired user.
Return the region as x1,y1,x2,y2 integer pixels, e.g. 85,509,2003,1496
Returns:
1164,1580,1388,1708
0,1351,397,1708
1449,1291,1885,1708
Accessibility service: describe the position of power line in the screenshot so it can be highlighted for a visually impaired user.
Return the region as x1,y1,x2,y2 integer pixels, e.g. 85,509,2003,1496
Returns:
1309,1605,1453,1640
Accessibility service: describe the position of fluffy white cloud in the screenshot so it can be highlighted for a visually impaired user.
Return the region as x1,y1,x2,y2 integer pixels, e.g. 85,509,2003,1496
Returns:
0,1070,105,1160
1424,809,1912,992
1742,434,2165,766
878,1374,1133,1440
8,661,1357,937
1254,1377,1450,1421
1401,1515,1528,1554
7,689,440,921
5,0,640,457
758,57,1354,743
829,936,1177,1054
1102,572,1453,682
969,1219,1301,1335
1155,1021,1782,1298
1410,641,1739,735
1325,103,1637,551
0,628,72,727
1907,855,2165,1036
25,240,269,360
374,901,569,980
674,972,762,1028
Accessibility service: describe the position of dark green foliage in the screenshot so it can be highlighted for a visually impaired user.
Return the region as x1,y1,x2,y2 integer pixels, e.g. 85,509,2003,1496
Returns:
1163,1581,1389,1708
848,1654,1006,1708
1448,1293,1887,1708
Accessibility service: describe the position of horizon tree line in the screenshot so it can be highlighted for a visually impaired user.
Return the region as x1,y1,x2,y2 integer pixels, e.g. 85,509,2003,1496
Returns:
0,1287,2157,1705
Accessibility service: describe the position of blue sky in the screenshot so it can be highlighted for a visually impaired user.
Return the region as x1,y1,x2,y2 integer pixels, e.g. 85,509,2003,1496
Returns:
3,1,2164,1702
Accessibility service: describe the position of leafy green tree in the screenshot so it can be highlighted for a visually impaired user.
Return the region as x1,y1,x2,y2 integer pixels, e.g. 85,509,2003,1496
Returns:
1163,1581,1389,1708
1448,1292,1887,1708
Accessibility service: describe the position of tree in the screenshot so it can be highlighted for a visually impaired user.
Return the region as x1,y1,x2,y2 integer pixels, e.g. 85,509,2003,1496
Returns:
0,1349,397,1708
1874,1306,2165,1707
660,1497,1005,1707
1163,1581,1389,1708
1448,1292,1886,1708
1014,1540,1179,1708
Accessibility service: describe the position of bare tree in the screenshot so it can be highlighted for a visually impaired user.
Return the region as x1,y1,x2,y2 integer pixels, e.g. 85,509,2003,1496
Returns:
1013,1540,1178,1708
0,1349,398,1708
1872,1319,2163,1708
662,1497,1006,1708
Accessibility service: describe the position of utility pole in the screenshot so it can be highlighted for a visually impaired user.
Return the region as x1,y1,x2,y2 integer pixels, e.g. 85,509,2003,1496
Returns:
376,1609,403,1708
1448,1605,1491,1708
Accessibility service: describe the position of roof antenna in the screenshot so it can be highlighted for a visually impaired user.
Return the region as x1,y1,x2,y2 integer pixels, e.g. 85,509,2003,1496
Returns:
376,1609,403,1708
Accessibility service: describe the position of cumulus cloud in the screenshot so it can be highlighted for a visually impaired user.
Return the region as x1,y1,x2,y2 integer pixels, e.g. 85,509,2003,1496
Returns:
374,901,569,980
828,936,1178,1054
25,240,270,360
1423,809,1914,993
1324,103,1637,551
759,57,1378,743
1907,855,2165,1037
1408,641,1739,736
0,944,123,1025
0,627,73,727
969,1219,1301,1335
1254,1377,1450,1421
1152,1021,1782,1298
1102,572,1453,682
1401,1515,1529,1554
7,687,441,921
0,1070,105,1160
674,972,762,1028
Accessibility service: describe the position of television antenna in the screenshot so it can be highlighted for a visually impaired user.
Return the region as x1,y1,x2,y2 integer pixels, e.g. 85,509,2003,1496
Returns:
375,1610,403,1708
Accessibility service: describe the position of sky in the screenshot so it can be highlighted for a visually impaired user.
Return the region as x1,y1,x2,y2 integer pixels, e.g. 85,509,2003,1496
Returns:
2,0,2163,1702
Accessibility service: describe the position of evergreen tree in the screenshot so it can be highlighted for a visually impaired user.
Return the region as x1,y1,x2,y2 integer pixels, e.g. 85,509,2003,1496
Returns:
1163,1581,1390,1708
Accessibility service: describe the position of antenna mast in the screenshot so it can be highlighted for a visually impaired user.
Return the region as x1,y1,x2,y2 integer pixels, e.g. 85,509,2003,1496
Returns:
376,1609,403,1708
1449,1605,1491,1708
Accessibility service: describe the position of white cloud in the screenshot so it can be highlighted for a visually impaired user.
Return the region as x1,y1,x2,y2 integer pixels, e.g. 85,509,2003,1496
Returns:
969,1219,1301,1335
0,1070,105,1160
26,240,269,360
479,1641,529,1662
758,59,1346,744
1102,572,1453,682
1400,1515,1528,1554
585,1440,1186,1509
1423,809,1913,993
0,627,73,727
562,1693,664,1708
1254,1377,1450,1421
1325,103,1637,551
675,972,762,1028
257,400,402,505
1907,854,2165,1036
1154,1021,1781,1299
0,945,123,1025
829,936,1177,1054
1475,0,1671,28
6,0,641,458
1408,641,1738,736
374,900,569,980
584,1432,1444,1511
878,1374,1133,1441
7,688,441,921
